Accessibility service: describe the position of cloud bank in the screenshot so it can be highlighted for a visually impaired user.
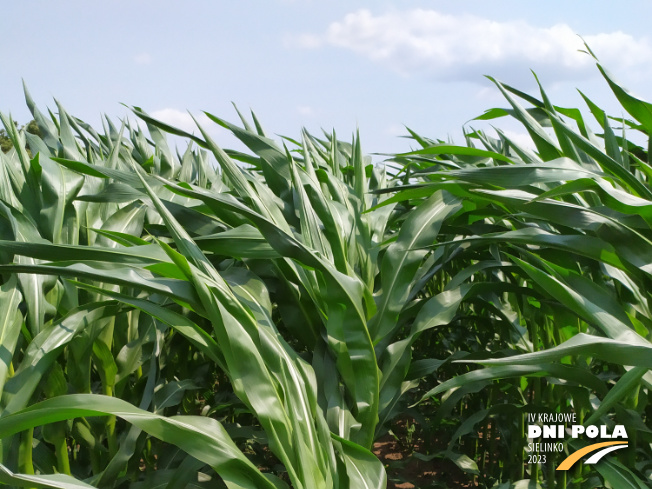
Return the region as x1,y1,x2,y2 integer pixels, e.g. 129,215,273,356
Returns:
294,9,652,85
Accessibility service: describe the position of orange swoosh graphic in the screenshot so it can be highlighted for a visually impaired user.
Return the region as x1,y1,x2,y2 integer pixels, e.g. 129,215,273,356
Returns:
557,441,628,471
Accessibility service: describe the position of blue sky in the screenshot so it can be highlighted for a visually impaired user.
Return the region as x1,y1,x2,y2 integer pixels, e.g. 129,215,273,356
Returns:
2,1,652,155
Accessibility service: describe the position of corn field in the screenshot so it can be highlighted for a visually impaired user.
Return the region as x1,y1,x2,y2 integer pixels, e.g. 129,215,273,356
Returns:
0,57,650,489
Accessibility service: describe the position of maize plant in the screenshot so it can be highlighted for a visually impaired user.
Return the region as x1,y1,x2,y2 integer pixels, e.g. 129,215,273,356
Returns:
0,55,649,489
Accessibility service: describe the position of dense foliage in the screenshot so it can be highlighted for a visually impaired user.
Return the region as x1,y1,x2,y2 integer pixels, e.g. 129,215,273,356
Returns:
0,120,39,154
0,59,650,489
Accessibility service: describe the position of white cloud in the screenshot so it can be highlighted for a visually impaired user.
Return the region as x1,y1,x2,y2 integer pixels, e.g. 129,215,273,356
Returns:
145,108,249,153
133,52,152,65
296,9,652,85
384,124,407,137
297,105,315,116
500,130,535,149
150,108,212,134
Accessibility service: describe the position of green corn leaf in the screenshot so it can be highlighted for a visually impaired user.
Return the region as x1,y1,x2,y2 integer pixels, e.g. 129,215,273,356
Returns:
398,144,515,164
0,394,280,489
462,333,652,368
598,64,652,135
369,191,461,342
0,463,98,489
584,366,648,426
0,276,24,398
417,363,607,404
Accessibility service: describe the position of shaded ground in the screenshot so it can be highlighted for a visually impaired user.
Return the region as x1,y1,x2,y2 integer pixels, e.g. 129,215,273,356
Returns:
373,418,477,489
